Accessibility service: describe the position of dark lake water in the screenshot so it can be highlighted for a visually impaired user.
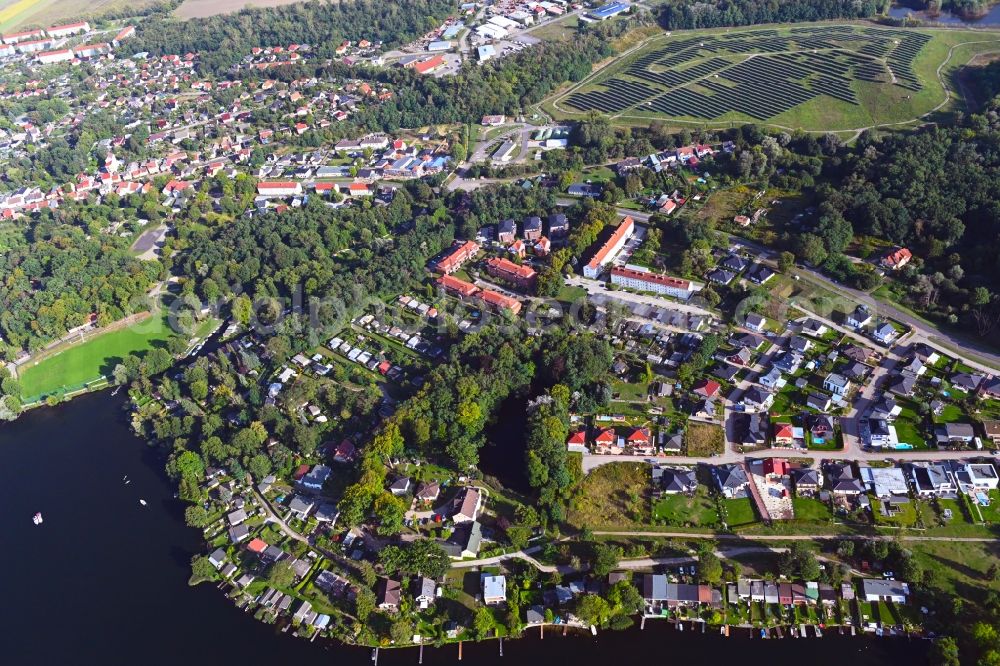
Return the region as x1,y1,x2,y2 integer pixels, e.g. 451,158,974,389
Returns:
889,2,1000,24
0,391,930,665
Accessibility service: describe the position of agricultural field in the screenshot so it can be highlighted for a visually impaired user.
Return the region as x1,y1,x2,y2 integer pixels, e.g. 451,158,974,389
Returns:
175,0,311,20
549,23,1000,131
0,0,161,30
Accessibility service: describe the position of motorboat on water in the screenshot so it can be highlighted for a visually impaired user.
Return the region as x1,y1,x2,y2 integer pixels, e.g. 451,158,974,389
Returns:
32,512,43,525
139,499,147,506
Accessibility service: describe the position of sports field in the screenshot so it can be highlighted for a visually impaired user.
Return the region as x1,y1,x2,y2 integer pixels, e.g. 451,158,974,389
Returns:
548,23,1000,131
18,308,175,402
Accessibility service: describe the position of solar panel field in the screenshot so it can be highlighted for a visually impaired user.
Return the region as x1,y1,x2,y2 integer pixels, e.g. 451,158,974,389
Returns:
548,24,1000,131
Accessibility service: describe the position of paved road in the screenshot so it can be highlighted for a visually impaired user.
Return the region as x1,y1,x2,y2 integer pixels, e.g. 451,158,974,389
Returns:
581,446,998,473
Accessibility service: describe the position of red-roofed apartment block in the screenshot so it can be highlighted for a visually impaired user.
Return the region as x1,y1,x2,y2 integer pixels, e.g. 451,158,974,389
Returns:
485,256,536,291
583,216,634,278
433,240,479,275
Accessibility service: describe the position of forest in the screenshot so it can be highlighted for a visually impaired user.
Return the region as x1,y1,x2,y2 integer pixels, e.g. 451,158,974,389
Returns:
813,98,1000,335
0,212,162,358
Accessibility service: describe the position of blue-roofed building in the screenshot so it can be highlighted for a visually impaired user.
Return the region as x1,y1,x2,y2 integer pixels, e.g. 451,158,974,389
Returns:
590,2,629,20
427,40,454,52
442,23,464,40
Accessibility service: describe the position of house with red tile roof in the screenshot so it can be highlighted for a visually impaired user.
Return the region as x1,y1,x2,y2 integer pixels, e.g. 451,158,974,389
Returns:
881,247,912,270
692,378,721,398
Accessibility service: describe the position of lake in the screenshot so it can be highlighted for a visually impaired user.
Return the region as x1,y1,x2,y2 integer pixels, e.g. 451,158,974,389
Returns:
0,391,928,664
889,2,1000,25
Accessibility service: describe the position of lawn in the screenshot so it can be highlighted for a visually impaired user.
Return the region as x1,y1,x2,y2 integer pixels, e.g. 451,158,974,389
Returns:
18,307,177,402
568,462,650,529
791,496,833,522
651,485,720,528
720,497,758,528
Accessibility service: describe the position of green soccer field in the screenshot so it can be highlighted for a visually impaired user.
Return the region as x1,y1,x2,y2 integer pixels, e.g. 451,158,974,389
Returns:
18,309,176,402
547,23,1000,132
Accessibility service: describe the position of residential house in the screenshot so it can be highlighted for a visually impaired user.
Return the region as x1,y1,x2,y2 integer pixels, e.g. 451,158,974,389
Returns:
806,393,831,412
451,487,482,523
482,574,506,605
414,577,437,608
909,463,956,498
823,373,852,397
951,372,985,394
299,464,331,491
377,578,402,612
859,466,909,499
652,466,698,495
497,219,517,244
863,579,909,603
747,263,775,285
714,464,750,498
415,482,441,503
739,386,774,412
801,319,828,337
886,373,916,397
744,312,766,332
873,322,898,345
957,463,1000,492
389,477,412,495
981,419,1000,445
880,248,912,271
935,422,976,446
792,467,822,495
789,335,813,354
593,427,620,454
288,495,315,520
735,413,768,447
826,463,864,496
759,366,786,390
847,305,873,329
692,378,721,399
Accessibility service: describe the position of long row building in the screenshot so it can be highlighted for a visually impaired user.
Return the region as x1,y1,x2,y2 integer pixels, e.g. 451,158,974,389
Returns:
583,215,634,278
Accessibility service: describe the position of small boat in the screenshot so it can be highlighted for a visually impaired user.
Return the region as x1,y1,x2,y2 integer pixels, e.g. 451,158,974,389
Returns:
139,499,147,506
125,479,131,485
32,512,43,525
122,475,128,481
590,625,597,636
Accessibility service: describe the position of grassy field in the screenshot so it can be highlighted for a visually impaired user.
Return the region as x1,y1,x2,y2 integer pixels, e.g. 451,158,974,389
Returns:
18,307,176,402
685,422,725,456
567,462,650,529
546,22,1000,132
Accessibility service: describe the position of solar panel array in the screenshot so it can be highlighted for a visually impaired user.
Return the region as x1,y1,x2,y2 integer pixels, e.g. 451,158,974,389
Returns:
564,25,932,121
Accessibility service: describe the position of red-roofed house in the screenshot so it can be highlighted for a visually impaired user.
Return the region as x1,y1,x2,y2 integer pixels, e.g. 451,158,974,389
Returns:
593,428,619,454
247,538,268,554
567,430,587,453
773,423,795,446
881,247,912,271
293,464,310,480
626,427,653,454
692,379,721,398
